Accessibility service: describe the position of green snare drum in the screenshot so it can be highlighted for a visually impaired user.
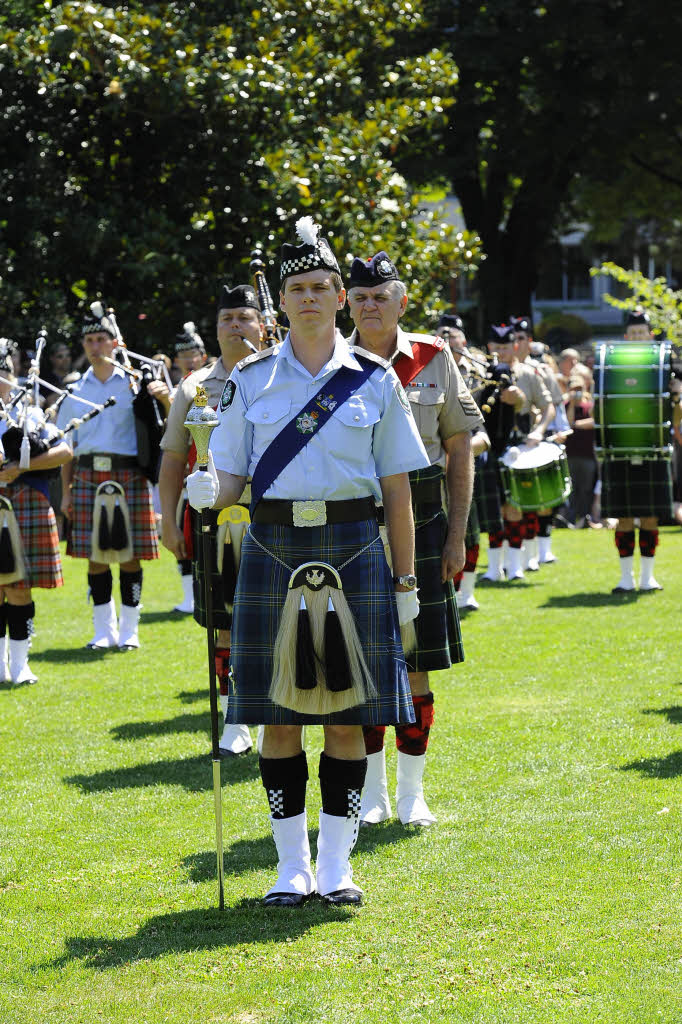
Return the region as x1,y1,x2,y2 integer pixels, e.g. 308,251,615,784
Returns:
499,441,572,511
594,342,672,458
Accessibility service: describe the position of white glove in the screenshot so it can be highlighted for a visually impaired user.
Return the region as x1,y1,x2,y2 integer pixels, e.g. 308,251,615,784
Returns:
186,450,219,510
395,589,419,626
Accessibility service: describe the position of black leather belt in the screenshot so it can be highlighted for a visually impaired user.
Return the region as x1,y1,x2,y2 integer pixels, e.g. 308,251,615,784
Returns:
75,454,140,470
252,497,376,527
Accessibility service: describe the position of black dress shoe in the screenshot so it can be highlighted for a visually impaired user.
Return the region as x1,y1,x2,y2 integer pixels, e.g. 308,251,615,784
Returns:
611,585,636,594
219,745,253,759
321,888,363,906
262,891,312,908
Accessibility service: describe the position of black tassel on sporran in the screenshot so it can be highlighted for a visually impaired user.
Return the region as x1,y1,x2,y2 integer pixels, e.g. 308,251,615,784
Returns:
111,500,128,550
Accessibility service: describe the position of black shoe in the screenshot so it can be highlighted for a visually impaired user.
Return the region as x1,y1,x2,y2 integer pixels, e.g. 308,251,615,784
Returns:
321,888,363,906
219,745,253,759
611,585,636,594
262,891,313,908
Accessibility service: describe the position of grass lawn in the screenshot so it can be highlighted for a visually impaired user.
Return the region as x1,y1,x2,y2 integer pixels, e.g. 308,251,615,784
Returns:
1,526,680,1024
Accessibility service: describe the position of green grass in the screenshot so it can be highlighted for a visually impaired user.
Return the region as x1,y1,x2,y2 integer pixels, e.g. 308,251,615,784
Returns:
1,528,681,1024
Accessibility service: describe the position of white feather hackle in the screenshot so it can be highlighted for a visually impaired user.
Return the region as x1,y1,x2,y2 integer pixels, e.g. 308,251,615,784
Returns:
90,300,105,319
295,216,319,246
183,321,196,334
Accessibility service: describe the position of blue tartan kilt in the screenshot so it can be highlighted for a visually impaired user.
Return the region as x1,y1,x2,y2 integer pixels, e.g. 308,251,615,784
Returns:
409,505,464,672
600,458,674,520
226,518,414,726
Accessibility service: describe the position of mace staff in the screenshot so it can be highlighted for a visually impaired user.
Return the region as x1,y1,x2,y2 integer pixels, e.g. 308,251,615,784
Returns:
184,385,224,911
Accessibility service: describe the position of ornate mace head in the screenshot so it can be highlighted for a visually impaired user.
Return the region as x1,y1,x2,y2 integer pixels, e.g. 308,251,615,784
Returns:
184,385,219,468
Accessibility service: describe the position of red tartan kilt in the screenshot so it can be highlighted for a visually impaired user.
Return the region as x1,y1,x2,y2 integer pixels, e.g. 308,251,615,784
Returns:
0,481,63,589
67,466,159,560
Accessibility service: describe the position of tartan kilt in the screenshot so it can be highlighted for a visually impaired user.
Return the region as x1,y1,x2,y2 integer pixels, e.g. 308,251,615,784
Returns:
473,452,504,534
67,466,159,560
0,481,63,589
409,505,464,672
226,518,414,726
600,458,674,520
190,506,244,631
464,501,480,550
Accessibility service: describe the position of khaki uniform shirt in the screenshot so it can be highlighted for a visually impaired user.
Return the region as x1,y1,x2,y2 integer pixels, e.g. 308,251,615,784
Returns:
514,360,552,418
348,326,483,469
160,360,229,457
526,356,563,406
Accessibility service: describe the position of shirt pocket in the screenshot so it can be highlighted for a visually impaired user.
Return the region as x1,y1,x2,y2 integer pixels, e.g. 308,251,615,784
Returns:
244,397,292,448
405,388,445,443
335,396,382,430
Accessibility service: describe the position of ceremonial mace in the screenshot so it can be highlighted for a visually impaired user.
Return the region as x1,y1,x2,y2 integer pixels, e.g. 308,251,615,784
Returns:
184,386,224,911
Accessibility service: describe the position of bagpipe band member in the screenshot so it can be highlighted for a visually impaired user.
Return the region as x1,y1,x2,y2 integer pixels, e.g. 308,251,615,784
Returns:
57,306,159,650
606,309,674,592
166,321,207,615
0,341,72,684
483,323,554,581
511,315,566,566
159,289,266,755
345,255,483,829
187,216,429,907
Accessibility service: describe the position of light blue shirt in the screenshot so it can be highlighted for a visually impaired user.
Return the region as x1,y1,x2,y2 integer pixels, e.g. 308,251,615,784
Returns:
56,365,138,456
210,332,429,501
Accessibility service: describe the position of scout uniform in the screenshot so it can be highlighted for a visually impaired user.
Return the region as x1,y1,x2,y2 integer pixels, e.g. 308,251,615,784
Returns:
194,218,429,906
345,254,484,829
57,309,159,650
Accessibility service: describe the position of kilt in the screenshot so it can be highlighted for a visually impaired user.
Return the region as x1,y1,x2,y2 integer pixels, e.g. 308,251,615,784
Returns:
67,465,159,560
0,481,63,589
473,451,504,534
191,506,246,631
600,458,674,520
464,501,480,550
226,517,414,726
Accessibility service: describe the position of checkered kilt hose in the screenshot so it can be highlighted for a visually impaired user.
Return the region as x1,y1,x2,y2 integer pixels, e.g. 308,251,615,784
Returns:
473,452,504,534
407,464,464,672
0,481,63,589
66,466,159,560
226,517,414,726
190,506,240,631
600,458,674,520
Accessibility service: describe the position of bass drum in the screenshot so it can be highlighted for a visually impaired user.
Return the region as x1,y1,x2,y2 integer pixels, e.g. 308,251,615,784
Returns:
499,441,572,511
594,341,672,459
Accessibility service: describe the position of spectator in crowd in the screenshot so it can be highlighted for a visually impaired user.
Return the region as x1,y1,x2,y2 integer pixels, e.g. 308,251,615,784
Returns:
563,372,598,528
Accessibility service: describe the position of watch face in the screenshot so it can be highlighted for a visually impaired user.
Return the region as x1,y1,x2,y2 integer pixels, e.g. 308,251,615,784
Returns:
396,574,417,588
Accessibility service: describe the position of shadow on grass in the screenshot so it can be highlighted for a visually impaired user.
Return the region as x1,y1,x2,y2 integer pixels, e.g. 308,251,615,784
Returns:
65,752,260,793
540,590,639,608
111,711,210,741
48,902,356,969
642,706,682,725
140,610,200,625
176,688,209,705
183,820,412,884
620,750,682,778
29,647,112,665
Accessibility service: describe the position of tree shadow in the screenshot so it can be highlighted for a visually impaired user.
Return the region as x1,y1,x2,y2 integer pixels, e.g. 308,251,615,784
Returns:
45,902,355,970
64,752,259,794
620,750,682,778
540,591,639,608
111,711,209,741
642,706,682,725
176,688,209,705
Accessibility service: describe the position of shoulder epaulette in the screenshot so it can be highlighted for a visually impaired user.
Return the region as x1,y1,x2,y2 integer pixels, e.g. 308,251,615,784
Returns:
349,346,391,370
404,332,445,351
235,347,277,372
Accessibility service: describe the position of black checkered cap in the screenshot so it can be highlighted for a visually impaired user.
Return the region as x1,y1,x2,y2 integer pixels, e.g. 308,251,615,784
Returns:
280,237,341,284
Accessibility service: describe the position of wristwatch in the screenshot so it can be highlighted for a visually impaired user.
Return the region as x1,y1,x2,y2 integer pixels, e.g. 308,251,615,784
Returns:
393,573,417,590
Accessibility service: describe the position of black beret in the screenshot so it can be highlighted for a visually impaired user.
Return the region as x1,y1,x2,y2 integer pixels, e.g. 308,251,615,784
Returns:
217,284,260,312
280,216,341,284
348,251,399,289
510,315,532,334
488,323,516,343
438,313,465,332
626,308,650,327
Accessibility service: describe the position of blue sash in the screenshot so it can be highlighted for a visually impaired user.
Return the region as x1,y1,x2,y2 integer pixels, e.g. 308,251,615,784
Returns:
250,358,377,511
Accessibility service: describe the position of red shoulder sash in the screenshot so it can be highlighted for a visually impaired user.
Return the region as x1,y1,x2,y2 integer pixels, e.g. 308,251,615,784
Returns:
393,339,444,387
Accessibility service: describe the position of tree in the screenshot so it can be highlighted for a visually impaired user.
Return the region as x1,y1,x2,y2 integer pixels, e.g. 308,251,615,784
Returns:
591,262,682,350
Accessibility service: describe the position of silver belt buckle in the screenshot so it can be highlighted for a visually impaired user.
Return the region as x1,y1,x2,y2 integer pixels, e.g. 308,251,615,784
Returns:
93,455,112,472
292,500,327,527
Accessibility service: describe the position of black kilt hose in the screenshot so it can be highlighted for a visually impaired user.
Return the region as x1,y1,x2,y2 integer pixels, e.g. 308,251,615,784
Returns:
473,451,505,535
225,517,414,726
600,459,674,521
407,464,464,673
